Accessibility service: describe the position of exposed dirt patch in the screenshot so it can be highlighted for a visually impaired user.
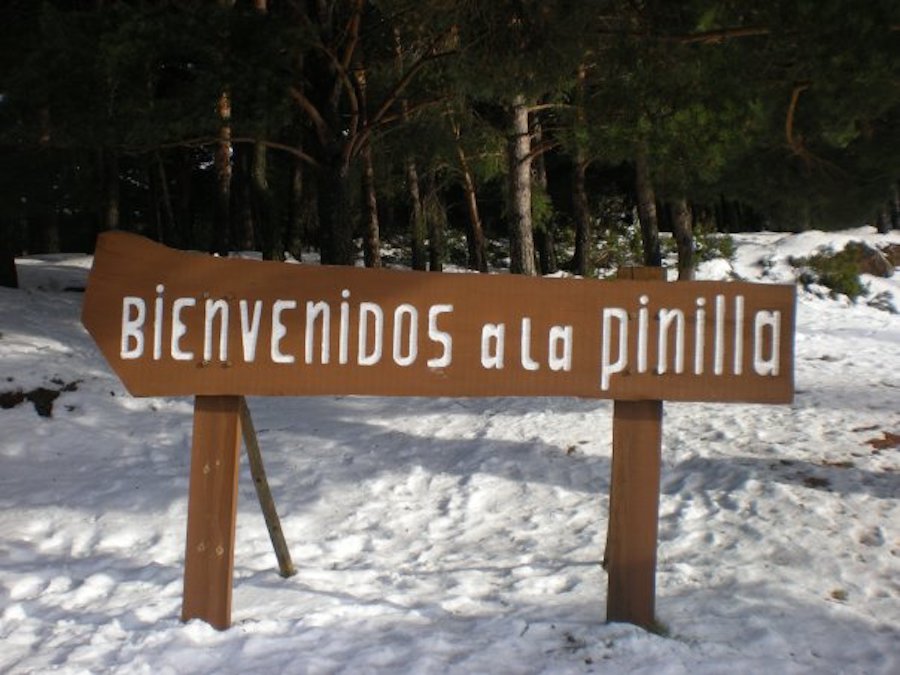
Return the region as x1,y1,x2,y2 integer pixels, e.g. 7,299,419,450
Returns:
0,390,25,409
866,431,900,451
0,380,81,417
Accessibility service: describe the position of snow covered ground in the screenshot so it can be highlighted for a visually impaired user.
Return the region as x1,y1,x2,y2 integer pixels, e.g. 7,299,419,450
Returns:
1,227,898,674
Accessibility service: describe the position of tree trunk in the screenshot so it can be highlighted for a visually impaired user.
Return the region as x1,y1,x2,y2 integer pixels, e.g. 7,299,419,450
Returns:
453,130,487,272
248,0,280,259
672,198,694,280
178,149,195,249
407,157,427,271
100,148,120,231
571,65,592,277
425,171,445,272
534,230,556,275
634,140,661,267
890,181,900,232
214,90,232,255
0,221,17,288
532,121,557,276
285,156,307,259
875,206,889,235
720,194,737,233
572,158,592,276
32,209,60,254
149,157,164,242
153,152,178,246
233,146,256,251
361,142,382,268
508,94,536,276
253,142,282,260
318,155,355,266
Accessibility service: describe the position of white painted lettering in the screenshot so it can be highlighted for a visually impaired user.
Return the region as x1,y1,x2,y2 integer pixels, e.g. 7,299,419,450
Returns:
239,300,262,362
694,297,706,375
601,308,628,391
657,308,685,375
714,294,725,375
120,297,146,359
392,304,418,367
548,325,573,372
204,298,229,362
171,297,196,361
753,310,781,376
481,323,505,369
520,318,539,371
638,295,649,373
305,301,331,365
733,295,745,375
339,290,350,364
153,285,164,360
271,300,296,364
358,302,383,366
427,304,453,368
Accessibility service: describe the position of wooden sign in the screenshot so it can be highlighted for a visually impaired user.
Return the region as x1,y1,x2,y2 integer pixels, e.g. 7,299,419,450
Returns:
82,232,795,403
80,233,797,633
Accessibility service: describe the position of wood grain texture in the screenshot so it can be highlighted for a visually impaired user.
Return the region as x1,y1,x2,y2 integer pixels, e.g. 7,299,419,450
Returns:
181,396,242,630
82,232,795,403
605,266,666,629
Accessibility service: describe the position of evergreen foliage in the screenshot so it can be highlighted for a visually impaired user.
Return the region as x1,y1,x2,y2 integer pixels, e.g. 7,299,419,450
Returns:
792,247,869,301
0,0,896,272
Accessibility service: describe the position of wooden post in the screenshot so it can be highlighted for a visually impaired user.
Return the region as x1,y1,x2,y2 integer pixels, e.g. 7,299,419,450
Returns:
606,266,665,629
182,396,243,630
239,397,297,578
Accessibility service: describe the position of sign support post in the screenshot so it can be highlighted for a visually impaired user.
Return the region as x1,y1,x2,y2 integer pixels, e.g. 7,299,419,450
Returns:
606,398,664,628
605,267,666,629
181,395,243,630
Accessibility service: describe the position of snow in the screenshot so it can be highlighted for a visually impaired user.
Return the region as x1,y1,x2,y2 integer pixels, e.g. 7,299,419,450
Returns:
1,228,898,674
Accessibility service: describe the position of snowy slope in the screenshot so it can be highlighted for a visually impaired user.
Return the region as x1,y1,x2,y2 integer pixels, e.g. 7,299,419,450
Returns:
1,229,898,674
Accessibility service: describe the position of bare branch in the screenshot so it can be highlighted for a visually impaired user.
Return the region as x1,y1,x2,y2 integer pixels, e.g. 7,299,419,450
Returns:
232,138,320,167
341,0,365,73
349,98,447,159
785,81,811,152
369,37,456,132
320,45,361,137
289,86,331,145
783,82,847,177
326,0,364,109
674,26,771,44
527,102,575,114
519,139,559,166
596,25,771,45
132,136,319,167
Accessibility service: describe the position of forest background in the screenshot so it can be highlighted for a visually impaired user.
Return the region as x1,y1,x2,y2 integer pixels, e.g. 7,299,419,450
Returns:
1,0,898,287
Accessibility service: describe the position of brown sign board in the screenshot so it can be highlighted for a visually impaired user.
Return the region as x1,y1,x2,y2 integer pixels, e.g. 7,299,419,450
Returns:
82,232,795,403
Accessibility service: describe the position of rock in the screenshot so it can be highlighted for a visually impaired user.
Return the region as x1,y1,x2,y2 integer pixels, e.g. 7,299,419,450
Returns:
844,241,893,277
879,243,900,267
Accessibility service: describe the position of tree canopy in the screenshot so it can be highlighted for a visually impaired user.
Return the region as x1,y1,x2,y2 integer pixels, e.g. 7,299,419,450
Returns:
1,0,897,284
